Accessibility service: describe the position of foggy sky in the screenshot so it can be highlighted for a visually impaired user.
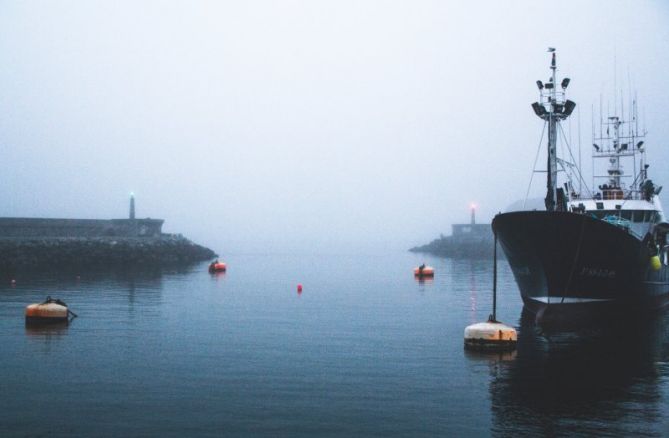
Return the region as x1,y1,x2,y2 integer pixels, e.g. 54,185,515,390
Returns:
1,1,668,254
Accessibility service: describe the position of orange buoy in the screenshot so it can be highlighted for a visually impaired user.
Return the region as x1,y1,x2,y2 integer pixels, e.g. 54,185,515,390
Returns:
208,260,227,273
297,284,303,293
25,296,77,325
413,265,435,277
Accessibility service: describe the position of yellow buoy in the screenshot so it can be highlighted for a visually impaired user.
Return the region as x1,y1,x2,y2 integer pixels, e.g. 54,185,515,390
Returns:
650,255,662,271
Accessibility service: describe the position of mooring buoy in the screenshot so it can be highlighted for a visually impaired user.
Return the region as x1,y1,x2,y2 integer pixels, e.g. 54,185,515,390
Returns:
464,317,517,351
464,229,517,351
413,264,435,278
25,296,77,325
208,260,227,273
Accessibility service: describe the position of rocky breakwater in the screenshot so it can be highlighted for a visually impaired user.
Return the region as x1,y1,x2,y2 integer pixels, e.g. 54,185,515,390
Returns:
410,229,503,259
0,235,216,273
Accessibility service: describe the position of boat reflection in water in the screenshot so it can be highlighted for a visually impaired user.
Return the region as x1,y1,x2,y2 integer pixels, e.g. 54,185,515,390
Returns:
486,307,669,436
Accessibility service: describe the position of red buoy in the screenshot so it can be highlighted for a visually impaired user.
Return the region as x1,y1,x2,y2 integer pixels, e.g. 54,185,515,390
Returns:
208,260,227,273
297,284,303,293
413,265,435,278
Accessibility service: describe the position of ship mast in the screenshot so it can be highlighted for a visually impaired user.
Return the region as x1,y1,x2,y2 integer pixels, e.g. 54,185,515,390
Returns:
547,52,558,211
591,92,649,201
531,49,576,211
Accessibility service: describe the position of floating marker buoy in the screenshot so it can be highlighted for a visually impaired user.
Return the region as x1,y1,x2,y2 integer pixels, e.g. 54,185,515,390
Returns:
464,317,517,351
413,265,434,277
208,261,227,273
297,284,303,293
25,296,77,325
650,255,661,271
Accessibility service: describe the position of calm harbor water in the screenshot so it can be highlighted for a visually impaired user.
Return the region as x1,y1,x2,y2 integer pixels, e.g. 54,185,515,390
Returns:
1,251,668,436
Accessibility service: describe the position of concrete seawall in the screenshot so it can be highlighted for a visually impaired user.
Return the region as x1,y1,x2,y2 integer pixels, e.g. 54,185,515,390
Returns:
0,217,164,238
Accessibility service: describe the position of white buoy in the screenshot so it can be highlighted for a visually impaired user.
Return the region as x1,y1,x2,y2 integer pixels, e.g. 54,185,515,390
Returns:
464,318,517,351
464,228,517,351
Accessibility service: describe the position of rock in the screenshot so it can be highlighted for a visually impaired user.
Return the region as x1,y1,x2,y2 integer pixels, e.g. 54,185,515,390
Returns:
0,236,217,273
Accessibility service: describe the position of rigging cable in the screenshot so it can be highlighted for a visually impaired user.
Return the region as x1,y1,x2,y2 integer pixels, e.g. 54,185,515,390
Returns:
523,122,547,209
558,123,594,199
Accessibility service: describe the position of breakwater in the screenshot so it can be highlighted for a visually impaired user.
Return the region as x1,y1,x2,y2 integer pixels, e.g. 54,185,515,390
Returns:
0,235,216,273
0,217,163,238
410,223,502,259
410,234,497,258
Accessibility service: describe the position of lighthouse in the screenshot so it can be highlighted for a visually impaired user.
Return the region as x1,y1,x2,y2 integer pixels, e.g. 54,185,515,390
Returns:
129,193,136,220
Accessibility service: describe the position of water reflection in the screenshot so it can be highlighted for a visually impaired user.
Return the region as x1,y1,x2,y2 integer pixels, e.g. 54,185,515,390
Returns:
210,271,227,281
469,261,478,322
24,322,71,354
24,322,70,340
414,276,434,285
489,309,669,436
464,348,517,363
449,258,493,324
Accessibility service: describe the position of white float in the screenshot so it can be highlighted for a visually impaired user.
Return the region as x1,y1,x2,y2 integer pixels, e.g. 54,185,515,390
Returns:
464,319,517,350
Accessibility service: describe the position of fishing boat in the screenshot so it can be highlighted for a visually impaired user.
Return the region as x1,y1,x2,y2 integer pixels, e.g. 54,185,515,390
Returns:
492,49,669,322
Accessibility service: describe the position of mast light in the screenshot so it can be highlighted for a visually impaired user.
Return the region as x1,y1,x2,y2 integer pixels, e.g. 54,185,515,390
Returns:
536,80,544,90
531,102,547,118
593,144,600,152
561,78,570,89
563,99,576,116
637,141,644,149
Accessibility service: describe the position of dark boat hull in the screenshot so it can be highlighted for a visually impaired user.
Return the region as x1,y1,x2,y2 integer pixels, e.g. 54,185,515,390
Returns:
492,211,669,322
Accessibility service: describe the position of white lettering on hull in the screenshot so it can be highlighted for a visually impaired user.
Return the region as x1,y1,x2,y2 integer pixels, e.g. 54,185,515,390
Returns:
579,267,616,279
